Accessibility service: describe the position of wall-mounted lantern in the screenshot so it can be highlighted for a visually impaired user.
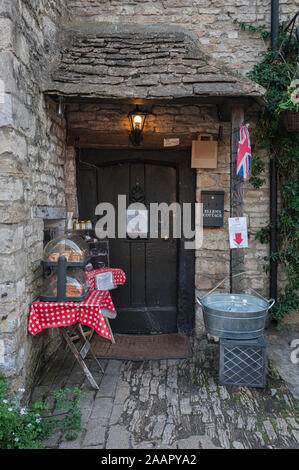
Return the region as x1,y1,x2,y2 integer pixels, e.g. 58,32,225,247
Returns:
57,96,65,118
128,106,148,146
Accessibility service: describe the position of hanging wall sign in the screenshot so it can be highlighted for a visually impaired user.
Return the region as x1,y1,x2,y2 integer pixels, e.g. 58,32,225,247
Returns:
201,191,224,227
228,217,248,248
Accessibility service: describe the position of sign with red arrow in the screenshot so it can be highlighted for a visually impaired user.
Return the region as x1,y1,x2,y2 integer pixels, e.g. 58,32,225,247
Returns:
228,217,248,248
234,233,243,245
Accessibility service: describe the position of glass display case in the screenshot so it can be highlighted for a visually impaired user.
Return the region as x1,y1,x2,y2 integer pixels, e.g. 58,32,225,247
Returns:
40,268,90,302
42,233,91,266
41,233,91,302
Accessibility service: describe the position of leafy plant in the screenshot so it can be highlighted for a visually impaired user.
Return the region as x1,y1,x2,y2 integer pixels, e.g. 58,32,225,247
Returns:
234,20,299,324
277,79,299,113
232,18,271,41
0,372,88,449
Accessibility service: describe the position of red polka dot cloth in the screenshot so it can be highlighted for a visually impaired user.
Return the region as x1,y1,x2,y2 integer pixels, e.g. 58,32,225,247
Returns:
28,290,116,340
86,268,126,290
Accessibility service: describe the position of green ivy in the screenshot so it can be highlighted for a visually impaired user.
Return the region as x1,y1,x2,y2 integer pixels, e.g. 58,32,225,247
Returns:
234,20,299,324
233,19,271,41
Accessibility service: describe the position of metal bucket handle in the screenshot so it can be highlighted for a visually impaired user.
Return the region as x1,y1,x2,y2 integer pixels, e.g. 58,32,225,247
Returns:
246,286,275,310
195,272,275,309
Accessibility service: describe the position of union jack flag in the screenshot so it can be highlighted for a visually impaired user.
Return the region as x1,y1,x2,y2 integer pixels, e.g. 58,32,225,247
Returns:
236,125,251,179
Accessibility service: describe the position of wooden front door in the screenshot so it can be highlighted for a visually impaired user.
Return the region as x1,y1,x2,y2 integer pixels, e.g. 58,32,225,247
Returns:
77,149,195,335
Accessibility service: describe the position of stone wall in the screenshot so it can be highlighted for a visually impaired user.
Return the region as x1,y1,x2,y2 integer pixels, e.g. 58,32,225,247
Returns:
63,0,295,329
66,101,269,333
0,0,295,391
0,1,72,393
65,0,297,75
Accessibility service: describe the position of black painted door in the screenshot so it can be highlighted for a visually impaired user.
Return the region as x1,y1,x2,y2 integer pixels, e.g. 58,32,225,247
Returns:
77,149,195,335
99,161,177,334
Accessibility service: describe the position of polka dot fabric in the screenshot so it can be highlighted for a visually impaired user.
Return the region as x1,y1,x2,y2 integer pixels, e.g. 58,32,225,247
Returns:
87,268,126,290
28,290,116,340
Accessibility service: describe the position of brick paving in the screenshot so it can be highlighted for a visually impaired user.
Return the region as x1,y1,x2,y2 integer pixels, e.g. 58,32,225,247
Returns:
30,334,299,450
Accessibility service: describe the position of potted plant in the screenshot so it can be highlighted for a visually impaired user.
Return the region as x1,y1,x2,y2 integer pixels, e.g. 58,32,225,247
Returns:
277,78,299,132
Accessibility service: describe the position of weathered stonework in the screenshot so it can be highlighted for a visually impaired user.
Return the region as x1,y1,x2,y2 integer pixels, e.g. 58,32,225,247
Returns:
65,100,270,333
0,0,297,392
65,0,297,74
0,1,71,393
42,23,265,102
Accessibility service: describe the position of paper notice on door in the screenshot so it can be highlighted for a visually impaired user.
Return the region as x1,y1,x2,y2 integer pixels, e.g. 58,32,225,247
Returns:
228,217,248,249
127,209,148,237
164,138,180,147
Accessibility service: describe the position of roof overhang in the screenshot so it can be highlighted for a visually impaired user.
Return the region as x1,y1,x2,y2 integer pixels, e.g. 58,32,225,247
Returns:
41,23,266,107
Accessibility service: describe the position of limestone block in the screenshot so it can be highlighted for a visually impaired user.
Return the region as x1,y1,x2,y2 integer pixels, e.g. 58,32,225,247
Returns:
197,173,219,189
0,155,26,176
0,176,23,201
244,258,259,271
78,103,100,112
0,308,22,333
0,93,13,127
0,125,27,157
16,33,30,65
0,299,15,317
195,274,213,290
0,0,14,16
0,94,31,132
201,228,229,250
41,15,57,46
0,224,23,253
0,251,27,282
0,52,20,96
29,241,43,263
196,258,228,275
0,202,29,224
0,17,14,51
0,333,17,374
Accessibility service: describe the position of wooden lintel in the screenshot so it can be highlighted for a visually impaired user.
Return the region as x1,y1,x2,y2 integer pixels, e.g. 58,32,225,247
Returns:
230,103,245,293
47,93,259,108
67,130,202,149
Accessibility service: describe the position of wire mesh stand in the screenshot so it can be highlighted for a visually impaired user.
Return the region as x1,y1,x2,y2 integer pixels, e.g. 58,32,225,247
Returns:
219,337,266,388
60,323,104,390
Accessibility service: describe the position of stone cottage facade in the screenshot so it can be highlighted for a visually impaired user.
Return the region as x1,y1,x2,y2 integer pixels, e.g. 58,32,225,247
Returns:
0,0,297,393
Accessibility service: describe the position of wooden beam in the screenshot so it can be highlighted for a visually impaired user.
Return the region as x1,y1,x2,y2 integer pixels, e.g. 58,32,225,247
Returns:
231,104,245,218
47,93,262,108
230,104,245,293
67,130,202,149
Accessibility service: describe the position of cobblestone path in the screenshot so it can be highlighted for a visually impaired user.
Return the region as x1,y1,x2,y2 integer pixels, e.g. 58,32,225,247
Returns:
33,335,299,449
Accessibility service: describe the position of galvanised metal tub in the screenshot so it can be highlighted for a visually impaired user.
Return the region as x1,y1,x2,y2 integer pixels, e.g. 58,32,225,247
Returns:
196,273,275,340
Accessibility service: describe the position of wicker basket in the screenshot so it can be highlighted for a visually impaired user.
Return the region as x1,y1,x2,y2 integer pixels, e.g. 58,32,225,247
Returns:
282,110,299,133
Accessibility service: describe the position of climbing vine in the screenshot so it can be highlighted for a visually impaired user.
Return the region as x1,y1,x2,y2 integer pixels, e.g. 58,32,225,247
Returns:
234,19,299,324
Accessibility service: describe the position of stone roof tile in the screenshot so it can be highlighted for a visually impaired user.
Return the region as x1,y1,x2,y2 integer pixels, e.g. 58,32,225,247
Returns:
41,23,266,103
